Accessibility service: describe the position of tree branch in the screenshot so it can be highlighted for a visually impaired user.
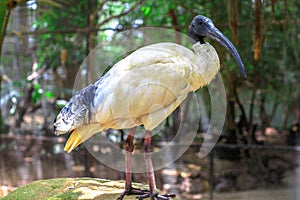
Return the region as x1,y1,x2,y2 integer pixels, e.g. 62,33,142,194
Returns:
248,86,257,144
92,0,119,17
233,80,248,123
6,19,300,37
168,8,181,44
96,0,141,29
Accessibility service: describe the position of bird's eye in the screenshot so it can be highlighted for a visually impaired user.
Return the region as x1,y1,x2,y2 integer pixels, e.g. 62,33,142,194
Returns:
199,22,203,25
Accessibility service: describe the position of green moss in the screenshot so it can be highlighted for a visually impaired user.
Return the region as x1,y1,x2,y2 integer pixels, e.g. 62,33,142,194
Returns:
2,178,70,200
1,178,159,200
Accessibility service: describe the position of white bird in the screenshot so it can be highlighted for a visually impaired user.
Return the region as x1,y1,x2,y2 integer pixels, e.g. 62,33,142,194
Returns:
54,15,246,200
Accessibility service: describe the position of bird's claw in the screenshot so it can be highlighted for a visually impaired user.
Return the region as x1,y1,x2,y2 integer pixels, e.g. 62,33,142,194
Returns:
136,192,176,200
116,187,149,200
117,187,176,200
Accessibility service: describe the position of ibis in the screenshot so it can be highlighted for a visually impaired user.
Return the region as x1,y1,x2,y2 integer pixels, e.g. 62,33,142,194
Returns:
54,15,246,200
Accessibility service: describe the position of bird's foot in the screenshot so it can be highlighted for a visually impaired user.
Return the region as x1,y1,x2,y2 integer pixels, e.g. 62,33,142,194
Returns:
136,192,176,200
116,186,149,200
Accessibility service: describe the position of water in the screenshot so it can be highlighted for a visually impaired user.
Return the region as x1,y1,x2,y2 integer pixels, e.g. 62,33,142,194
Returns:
0,135,123,188
296,148,300,200
0,134,299,199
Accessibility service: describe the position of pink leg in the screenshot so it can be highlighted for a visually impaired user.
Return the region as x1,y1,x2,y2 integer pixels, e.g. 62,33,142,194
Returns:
144,130,157,194
117,128,148,200
136,131,176,200
124,127,135,190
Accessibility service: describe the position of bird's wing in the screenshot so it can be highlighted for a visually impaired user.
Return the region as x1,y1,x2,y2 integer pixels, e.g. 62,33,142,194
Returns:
92,43,196,130
63,123,101,153
53,74,109,135
53,75,110,153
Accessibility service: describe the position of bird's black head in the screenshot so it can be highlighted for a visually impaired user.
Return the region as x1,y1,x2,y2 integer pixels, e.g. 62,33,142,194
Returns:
189,15,215,44
189,15,246,79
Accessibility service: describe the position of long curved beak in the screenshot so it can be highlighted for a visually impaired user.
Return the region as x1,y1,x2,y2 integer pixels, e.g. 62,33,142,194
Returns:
206,27,246,79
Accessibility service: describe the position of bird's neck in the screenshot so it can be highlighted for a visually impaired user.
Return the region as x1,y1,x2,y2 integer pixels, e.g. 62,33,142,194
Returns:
199,37,205,44
190,42,220,89
191,36,205,45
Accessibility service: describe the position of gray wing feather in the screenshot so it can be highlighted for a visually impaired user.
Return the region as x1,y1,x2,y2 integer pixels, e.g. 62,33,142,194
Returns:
54,75,108,135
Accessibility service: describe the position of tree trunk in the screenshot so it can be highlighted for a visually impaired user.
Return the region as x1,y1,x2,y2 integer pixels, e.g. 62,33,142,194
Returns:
168,8,181,44
0,0,17,132
254,0,262,61
14,85,34,128
247,87,257,144
227,0,239,45
282,104,290,131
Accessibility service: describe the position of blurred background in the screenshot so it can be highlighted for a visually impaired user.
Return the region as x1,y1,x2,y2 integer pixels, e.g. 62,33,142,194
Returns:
0,0,299,199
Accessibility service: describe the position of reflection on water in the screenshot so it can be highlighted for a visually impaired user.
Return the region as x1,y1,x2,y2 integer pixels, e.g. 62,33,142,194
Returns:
296,150,300,199
1,134,299,200
0,134,124,189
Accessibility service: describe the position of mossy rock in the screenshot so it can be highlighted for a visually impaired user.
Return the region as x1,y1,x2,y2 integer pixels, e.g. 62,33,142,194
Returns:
2,178,159,200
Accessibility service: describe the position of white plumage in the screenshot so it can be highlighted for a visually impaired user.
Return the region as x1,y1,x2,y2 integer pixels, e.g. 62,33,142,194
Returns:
54,42,220,152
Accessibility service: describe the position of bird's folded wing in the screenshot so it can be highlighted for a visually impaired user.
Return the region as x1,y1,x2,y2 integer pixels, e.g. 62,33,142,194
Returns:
64,123,101,153
93,53,193,130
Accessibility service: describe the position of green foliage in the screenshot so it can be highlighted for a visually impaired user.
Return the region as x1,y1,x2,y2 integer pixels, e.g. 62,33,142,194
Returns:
32,83,42,104
0,1,7,38
0,0,9,61
31,82,55,104
34,0,87,70
141,6,150,16
45,90,55,98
